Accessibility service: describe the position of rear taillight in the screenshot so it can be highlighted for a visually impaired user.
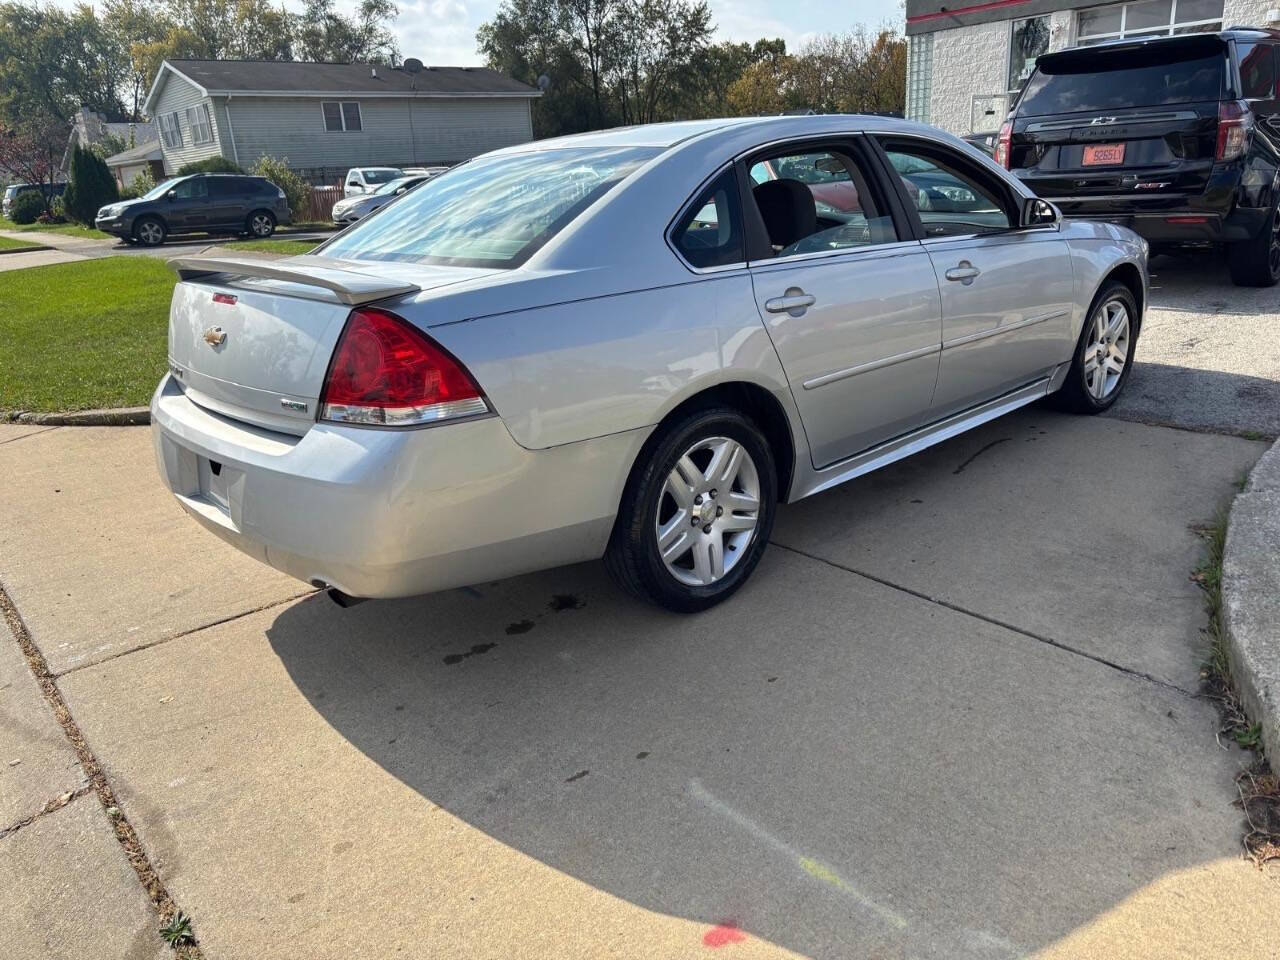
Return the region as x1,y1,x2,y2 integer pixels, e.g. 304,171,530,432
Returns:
1216,100,1252,162
319,307,488,426
994,120,1012,169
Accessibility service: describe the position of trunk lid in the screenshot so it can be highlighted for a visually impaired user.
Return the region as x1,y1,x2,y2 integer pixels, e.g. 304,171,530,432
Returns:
1010,34,1229,206
166,255,497,435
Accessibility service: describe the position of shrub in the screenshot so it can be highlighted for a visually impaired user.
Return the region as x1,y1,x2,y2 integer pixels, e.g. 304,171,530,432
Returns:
64,145,119,225
176,156,243,175
119,168,156,200
9,189,44,224
251,155,309,219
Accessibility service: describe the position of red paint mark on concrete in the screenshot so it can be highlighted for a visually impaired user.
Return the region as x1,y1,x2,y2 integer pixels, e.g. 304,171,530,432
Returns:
703,923,746,947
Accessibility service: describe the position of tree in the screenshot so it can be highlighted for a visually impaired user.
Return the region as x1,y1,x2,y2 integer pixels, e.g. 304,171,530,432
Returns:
294,0,398,63
680,37,785,119
0,113,70,214
64,144,119,224
610,0,711,125
102,0,171,119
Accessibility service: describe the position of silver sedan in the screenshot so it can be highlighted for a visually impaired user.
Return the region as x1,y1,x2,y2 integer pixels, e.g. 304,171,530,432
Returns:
153,115,1147,611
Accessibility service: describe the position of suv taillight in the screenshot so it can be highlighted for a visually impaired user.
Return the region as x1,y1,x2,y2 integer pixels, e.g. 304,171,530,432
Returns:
994,120,1013,169
1216,100,1252,162
319,307,489,426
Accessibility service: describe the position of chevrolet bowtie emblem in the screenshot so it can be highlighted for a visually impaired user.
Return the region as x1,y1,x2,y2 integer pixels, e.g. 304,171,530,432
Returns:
203,326,227,347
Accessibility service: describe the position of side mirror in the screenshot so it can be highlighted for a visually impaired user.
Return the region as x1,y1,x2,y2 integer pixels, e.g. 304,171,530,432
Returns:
1022,197,1059,227
166,190,176,201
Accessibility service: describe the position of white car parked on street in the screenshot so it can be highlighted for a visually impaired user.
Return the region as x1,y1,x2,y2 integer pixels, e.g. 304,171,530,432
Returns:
342,166,403,197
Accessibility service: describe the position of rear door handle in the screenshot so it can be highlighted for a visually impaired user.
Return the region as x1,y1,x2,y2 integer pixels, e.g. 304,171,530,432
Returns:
764,288,816,315
944,261,981,284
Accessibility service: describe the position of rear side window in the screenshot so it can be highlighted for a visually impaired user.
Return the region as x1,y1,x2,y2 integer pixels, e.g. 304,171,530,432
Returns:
1237,42,1276,99
671,170,744,269
1018,44,1226,115
207,178,242,198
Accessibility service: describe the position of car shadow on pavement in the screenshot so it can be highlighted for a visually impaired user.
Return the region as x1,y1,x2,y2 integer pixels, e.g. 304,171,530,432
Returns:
1148,251,1278,316
263,412,1254,959
1107,363,1280,439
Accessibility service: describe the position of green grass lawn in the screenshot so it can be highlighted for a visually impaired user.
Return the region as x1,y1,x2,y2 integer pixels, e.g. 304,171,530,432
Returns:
225,238,320,255
0,235,41,252
0,217,111,240
0,257,175,412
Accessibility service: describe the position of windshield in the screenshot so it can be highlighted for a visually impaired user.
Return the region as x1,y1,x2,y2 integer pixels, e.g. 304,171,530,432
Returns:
373,177,416,196
361,169,402,185
1019,46,1225,116
322,146,660,268
142,177,182,201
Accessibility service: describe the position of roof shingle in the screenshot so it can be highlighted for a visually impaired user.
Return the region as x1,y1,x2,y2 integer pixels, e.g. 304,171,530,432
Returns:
164,59,539,97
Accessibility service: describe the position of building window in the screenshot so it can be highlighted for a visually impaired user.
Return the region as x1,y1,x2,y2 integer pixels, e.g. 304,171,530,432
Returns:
906,33,933,124
158,112,182,149
1076,0,1224,45
1009,16,1051,91
186,104,213,145
322,101,362,132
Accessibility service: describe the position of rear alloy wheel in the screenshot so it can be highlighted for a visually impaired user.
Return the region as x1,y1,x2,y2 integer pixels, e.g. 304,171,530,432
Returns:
133,216,166,246
247,210,276,238
1228,197,1280,287
1051,280,1138,414
606,407,776,612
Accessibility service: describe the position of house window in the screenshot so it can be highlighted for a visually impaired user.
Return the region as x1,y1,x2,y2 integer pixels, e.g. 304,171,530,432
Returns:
322,101,362,132
1076,0,1224,45
158,112,182,149
1009,16,1051,91
906,33,933,124
186,104,213,146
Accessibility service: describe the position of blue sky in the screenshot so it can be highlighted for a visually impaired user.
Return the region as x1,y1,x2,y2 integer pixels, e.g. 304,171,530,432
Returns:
400,0,907,65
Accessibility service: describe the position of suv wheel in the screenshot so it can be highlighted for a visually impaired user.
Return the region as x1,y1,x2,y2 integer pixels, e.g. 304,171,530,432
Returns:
247,210,276,238
1228,197,1280,287
605,407,776,612
133,216,166,247
1051,279,1138,414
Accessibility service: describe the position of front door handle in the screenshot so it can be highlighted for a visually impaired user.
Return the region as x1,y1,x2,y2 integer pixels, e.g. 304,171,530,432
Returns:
764,288,816,316
945,261,981,284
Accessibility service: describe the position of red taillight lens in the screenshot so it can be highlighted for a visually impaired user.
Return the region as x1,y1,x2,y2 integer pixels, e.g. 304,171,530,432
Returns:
1216,100,1251,162
994,120,1013,169
319,307,488,426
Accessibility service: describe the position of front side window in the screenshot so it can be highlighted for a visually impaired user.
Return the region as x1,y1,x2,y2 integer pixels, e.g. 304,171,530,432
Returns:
323,101,361,131
671,170,744,269
172,177,208,200
880,142,1012,238
746,147,898,258
159,112,182,149
1238,42,1276,99
321,146,659,268
186,104,213,145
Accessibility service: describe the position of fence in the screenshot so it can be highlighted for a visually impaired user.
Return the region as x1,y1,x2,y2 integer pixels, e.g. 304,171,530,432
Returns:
300,185,342,224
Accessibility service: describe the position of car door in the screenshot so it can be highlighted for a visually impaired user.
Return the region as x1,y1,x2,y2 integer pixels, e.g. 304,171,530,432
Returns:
874,135,1075,416
344,170,363,197
168,176,210,231
207,177,247,229
742,139,942,468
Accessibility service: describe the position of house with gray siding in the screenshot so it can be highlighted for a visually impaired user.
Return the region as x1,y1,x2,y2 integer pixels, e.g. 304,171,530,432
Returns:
142,59,540,181
905,0,1280,137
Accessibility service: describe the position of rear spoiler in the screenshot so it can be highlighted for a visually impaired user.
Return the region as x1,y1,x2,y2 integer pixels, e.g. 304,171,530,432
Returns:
1037,32,1226,73
167,255,420,306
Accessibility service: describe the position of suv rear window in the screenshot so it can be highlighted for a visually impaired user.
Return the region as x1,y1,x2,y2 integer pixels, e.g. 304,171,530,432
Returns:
1018,42,1226,116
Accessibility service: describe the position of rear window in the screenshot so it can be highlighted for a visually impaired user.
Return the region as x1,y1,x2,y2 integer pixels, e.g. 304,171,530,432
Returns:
321,146,659,269
1018,43,1226,116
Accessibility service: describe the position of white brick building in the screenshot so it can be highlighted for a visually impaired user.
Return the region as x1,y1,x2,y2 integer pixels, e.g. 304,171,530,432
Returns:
905,0,1280,136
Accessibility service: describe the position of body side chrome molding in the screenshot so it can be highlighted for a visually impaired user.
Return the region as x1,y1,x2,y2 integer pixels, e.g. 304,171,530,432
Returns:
941,308,1068,350
792,377,1053,500
802,343,941,390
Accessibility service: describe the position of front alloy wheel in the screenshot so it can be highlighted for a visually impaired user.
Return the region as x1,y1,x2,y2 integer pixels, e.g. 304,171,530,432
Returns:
606,407,777,612
249,211,275,237
1082,298,1131,402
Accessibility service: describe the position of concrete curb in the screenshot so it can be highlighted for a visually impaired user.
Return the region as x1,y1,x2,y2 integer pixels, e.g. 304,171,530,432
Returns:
0,244,51,256
1222,440,1280,760
0,407,150,426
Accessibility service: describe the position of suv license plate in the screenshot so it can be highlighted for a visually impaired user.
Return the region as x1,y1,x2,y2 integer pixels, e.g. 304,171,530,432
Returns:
1083,143,1126,166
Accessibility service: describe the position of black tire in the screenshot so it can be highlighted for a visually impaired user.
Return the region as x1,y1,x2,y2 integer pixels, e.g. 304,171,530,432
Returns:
1050,279,1139,414
605,406,777,613
1227,198,1280,287
132,216,166,247
246,210,276,238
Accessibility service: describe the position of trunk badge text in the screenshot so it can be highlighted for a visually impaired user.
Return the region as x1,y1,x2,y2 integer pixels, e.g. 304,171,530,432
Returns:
203,326,227,348
280,399,308,413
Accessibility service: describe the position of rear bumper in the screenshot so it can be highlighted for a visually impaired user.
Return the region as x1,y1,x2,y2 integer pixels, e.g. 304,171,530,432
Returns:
149,375,643,599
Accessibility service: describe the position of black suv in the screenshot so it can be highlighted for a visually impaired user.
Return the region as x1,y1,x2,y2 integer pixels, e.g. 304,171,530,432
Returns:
94,173,292,246
998,29,1280,286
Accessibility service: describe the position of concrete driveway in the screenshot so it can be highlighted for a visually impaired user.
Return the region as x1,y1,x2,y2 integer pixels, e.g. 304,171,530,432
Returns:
3,259,1279,958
